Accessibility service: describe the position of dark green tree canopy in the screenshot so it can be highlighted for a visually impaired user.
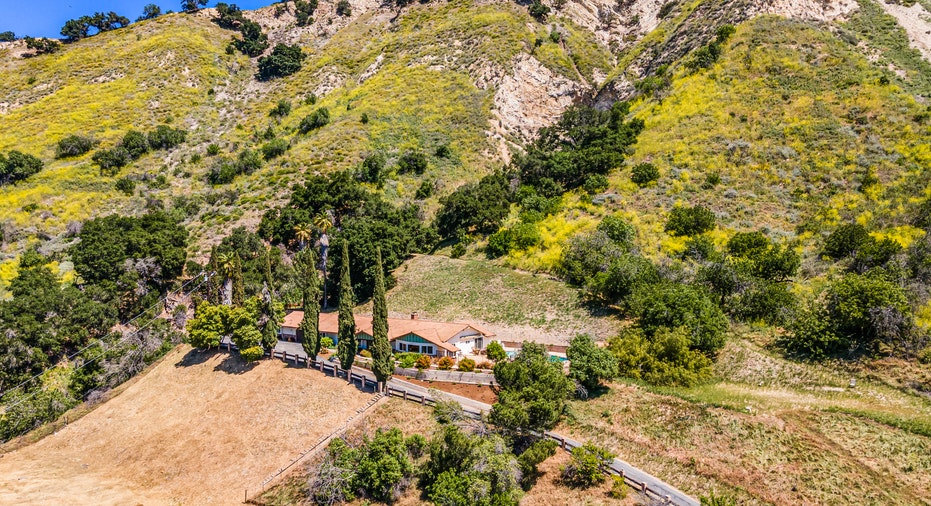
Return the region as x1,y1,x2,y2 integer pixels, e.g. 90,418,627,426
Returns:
491,341,573,434
137,4,162,21
628,282,729,356
257,43,306,80
514,101,643,195
0,150,43,185
435,172,511,238
56,135,98,159
567,334,618,395
337,240,357,371
665,205,716,237
294,0,318,25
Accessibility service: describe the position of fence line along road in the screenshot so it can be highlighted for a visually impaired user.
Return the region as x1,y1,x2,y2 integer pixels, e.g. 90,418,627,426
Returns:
225,346,698,506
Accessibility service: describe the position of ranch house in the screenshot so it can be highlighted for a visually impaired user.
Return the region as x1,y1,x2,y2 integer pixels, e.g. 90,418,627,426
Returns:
279,311,494,359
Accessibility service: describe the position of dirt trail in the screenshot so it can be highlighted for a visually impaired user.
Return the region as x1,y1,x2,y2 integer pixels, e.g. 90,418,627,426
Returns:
0,346,372,505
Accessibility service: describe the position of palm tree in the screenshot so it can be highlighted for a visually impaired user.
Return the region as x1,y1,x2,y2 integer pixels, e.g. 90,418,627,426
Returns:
314,211,333,308
215,251,236,305
293,222,313,251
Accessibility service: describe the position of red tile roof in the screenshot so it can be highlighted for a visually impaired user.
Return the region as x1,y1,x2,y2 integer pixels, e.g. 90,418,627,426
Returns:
284,310,494,353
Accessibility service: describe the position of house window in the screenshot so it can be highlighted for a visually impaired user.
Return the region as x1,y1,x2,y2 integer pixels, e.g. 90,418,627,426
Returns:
423,346,434,355
408,344,421,353
398,343,407,352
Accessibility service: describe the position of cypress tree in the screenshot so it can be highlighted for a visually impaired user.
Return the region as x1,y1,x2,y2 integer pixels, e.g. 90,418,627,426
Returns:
295,248,321,361
337,240,356,376
262,246,274,295
231,253,245,307
259,284,280,352
371,248,393,391
205,245,220,304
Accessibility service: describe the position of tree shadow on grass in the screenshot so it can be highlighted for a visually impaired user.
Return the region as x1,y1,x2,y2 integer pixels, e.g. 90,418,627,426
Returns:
213,352,259,375
175,348,216,367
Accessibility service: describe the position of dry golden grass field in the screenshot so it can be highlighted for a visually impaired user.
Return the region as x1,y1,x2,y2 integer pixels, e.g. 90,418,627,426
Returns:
0,345,374,505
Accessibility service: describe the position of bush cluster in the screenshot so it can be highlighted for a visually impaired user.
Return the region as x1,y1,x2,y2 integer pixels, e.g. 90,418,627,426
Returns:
0,150,43,185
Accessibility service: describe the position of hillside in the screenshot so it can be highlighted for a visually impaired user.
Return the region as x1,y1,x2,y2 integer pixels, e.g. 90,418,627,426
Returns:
0,0,930,284
2,0,931,503
0,345,375,505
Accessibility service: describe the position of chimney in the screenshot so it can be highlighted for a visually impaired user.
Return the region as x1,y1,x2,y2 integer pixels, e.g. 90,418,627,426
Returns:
410,312,418,320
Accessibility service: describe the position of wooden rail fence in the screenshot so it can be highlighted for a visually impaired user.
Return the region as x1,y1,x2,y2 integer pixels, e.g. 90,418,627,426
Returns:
220,344,694,505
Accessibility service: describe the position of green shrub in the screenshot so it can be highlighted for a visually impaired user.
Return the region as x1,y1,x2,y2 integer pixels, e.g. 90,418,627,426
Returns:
206,143,221,156
294,0,317,25
415,179,434,199
487,229,513,258
358,152,386,186
92,147,131,174
827,272,912,351
823,223,871,259
517,439,557,489
727,231,769,258
457,358,476,372
269,99,292,118
583,173,609,194
783,302,841,359
630,162,660,187
628,282,728,356
397,149,428,175
435,144,451,158
560,230,625,286
55,134,97,158
115,177,136,196
584,253,660,305
681,234,720,261
528,0,549,20
609,326,713,386
0,31,15,42
320,337,334,349
261,138,290,160
436,173,511,238
486,341,506,362
0,150,44,185
121,130,149,159
147,125,187,150
609,475,628,499
336,0,351,16
299,107,330,133
397,352,418,368
450,242,466,258
237,149,263,175
490,341,573,433
665,205,716,236
561,443,615,488
596,215,635,247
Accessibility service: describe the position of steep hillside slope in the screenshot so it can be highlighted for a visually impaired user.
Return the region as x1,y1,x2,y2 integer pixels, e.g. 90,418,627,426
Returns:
504,14,931,274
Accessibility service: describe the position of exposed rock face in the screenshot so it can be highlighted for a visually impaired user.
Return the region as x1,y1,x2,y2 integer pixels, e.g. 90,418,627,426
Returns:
877,1,931,62
488,54,583,161
764,0,857,21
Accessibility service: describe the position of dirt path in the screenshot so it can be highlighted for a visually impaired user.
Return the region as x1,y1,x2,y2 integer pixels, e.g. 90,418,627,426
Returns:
0,346,373,505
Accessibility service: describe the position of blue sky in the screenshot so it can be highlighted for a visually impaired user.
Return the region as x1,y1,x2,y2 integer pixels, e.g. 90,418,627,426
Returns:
0,0,271,38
